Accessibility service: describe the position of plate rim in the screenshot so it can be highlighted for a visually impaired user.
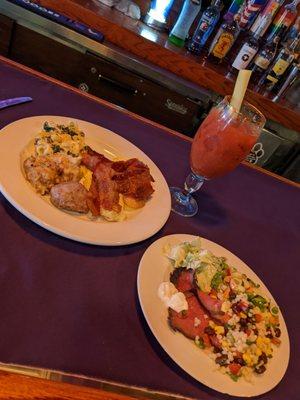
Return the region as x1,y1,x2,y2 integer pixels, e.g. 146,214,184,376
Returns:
0,115,171,246
137,233,290,397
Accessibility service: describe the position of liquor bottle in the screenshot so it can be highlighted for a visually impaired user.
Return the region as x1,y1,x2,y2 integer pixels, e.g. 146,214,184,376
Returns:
224,0,244,21
282,16,300,47
239,0,268,30
188,0,222,55
231,25,265,72
251,32,281,84
272,61,300,100
169,0,202,48
250,0,285,38
258,32,300,91
265,0,300,42
208,14,241,63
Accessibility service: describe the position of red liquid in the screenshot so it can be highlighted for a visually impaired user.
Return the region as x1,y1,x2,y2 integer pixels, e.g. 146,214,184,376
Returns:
191,108,258,179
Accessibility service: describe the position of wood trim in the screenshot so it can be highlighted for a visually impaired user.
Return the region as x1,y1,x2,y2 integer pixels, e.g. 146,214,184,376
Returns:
1,55,299,188
31,0,300,133
0,371,138,400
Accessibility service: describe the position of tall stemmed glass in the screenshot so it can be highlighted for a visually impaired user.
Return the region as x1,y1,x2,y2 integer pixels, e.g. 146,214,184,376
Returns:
170,95,266,217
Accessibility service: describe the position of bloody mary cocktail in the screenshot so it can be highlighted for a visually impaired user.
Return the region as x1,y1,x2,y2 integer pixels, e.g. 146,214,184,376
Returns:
170,96,265,217
191,98,262,179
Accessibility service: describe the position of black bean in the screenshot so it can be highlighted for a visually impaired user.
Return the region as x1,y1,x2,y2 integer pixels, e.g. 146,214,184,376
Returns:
215,355,228,366
258,353,268,364
266,333,273,339
229,291,236,301
255,365,266,374
275,328,281,338
213,347,220,353
204,326,215,335
234,357,246,366
239,318,247,327
232,303,240,314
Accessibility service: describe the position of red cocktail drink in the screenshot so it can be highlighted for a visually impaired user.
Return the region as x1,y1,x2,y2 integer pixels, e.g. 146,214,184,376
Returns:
170,96,265,217
191,104,260,179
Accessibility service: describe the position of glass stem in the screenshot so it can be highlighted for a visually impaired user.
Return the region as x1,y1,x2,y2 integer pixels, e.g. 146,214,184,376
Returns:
179,172,205,203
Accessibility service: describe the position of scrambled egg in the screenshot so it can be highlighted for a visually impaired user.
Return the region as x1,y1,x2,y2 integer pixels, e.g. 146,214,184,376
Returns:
35,121,85,157
79,166,93,190
101,195,126,222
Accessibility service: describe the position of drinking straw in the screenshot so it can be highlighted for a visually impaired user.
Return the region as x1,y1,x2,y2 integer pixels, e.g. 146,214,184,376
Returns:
230,69,252,113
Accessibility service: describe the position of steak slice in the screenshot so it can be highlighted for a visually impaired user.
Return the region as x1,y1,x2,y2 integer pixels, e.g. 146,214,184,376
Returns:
170,268,194,292
197,289,230,325
168,292,209,340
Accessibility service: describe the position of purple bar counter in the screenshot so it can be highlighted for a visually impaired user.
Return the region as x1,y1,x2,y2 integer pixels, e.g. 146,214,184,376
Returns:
0,60,299,400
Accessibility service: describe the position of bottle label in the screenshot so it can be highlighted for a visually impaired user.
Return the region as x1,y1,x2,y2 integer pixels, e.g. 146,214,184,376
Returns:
272,58,290,76
199,15,215,33
212,32,234,58
254,55,271,70
232,44,257,70
266,74,278,83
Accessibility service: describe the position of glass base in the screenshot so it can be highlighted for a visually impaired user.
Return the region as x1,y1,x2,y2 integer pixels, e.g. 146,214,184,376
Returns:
170,187,198,217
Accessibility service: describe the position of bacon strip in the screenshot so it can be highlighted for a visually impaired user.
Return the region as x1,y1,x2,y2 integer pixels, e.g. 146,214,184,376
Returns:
93,162,121,214
81,149,155,216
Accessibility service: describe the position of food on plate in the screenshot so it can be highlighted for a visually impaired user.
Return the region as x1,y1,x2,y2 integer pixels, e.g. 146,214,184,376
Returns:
50,182,89,213
23,121,155,221
81,147,154,220
34,121,85,157
158,238,282,382
23,153,81,195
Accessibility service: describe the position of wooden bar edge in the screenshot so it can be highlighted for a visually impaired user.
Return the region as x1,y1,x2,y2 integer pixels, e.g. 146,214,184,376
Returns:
0,370,139,400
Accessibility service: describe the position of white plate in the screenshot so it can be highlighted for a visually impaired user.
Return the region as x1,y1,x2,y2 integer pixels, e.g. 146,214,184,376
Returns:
137,234,290,397
0,116,171,246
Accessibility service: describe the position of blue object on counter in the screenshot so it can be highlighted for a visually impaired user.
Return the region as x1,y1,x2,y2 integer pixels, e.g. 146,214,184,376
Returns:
7,0,105,42
147,0,175,23
169,0,202,48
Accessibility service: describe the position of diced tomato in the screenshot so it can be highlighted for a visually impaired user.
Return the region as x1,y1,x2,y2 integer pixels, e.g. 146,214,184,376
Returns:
245,328,252,336
270,315,279,325
210,288,218,298
239,301,248,312
229,363,241,375
254,314,263,323
223,287,230,298
203,333,211,348
226,267,231,276
234,351,243,358
271,338,281,346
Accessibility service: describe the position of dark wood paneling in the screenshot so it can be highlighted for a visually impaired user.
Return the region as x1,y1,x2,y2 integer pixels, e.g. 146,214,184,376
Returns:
32,0,300,133
0,14,14,56
8,24,203,135
77,52,205,135
9,24,83,84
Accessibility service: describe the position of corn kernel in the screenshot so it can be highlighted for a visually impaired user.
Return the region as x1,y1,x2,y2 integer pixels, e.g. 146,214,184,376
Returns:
214,326,225,335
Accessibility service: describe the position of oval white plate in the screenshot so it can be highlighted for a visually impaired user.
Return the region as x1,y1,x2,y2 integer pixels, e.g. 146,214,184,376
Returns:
0,116,171,246
137,234,290,397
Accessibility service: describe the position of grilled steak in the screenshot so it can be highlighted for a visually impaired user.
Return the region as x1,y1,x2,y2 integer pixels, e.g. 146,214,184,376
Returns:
197,289,230,324
168,292,209,340
170,268,194,292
